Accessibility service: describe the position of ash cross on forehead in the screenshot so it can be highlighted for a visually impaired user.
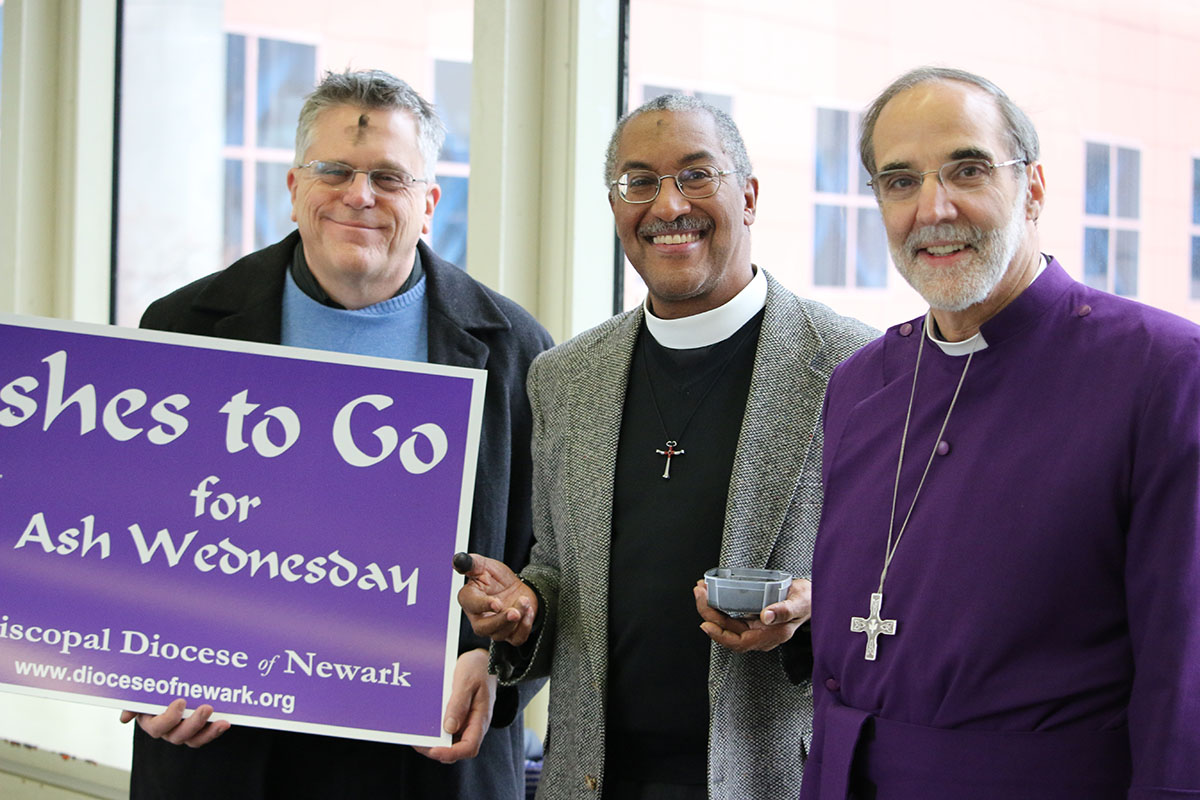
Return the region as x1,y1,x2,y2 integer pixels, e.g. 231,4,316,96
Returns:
355,113,370,143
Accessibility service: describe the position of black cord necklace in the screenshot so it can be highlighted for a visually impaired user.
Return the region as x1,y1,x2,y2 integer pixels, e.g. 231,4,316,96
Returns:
640,327,755,479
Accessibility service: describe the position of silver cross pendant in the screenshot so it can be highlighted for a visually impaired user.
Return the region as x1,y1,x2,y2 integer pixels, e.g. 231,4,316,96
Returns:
850,592,897,661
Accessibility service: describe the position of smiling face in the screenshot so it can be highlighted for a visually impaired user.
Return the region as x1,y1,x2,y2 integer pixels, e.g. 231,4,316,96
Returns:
287,105,439,309
871,80,1044,317
609,110,757,319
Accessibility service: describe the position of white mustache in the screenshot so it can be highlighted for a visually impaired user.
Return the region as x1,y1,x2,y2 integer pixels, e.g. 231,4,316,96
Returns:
905,223,985,250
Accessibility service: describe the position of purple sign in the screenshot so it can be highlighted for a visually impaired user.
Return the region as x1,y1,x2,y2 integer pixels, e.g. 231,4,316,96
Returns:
0,314,485,746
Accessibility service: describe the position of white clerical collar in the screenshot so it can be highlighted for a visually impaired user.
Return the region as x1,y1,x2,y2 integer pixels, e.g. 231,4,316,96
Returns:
926,254,1049,356
644,266,767,350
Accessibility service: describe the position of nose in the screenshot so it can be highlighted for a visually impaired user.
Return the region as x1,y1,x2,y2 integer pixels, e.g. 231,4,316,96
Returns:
648,176,692,221
913,173,957,227
341,171,376,209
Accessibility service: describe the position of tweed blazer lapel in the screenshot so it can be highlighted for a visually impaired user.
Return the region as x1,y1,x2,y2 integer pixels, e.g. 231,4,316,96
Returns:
719,275,830,571
708,274,833,704
560,308,643,689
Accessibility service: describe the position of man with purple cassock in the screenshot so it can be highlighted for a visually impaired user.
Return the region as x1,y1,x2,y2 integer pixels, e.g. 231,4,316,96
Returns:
802,67,1200,799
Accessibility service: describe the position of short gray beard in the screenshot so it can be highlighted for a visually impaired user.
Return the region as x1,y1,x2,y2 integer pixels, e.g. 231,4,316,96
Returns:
891,194,1025,312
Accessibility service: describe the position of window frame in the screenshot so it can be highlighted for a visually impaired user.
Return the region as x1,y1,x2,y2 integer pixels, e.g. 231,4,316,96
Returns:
1082,138,1143,297
222,28,321,264
811,104,887,291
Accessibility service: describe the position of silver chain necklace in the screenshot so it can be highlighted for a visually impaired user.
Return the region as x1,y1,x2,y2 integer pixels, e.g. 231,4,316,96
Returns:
851,328,975,661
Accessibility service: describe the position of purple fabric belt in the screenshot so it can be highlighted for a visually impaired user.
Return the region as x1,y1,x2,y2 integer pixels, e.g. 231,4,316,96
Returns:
817,700,1131,800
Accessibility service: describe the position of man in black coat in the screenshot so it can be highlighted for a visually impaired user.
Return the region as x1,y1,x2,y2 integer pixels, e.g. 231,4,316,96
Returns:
122,69,552,800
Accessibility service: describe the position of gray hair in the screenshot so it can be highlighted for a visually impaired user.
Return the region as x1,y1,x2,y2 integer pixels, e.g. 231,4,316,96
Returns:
294,69,447,180
603,94,753,186
858,66,1040,177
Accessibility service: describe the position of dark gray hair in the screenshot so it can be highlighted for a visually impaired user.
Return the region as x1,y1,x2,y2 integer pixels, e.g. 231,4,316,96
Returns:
858,66,1040,177
603,94,753,186
294,69,447,180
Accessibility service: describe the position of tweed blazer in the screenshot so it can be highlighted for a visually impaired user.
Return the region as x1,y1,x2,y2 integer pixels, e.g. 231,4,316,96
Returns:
494,272,878,800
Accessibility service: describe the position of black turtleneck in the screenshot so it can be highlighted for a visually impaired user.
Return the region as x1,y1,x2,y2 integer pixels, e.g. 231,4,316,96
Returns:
605,310,763,786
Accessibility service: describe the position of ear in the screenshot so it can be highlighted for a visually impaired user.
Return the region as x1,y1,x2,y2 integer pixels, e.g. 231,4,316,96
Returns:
287,168,300,223
742,175,759,226
1025,162,1046,222
422,183,442,236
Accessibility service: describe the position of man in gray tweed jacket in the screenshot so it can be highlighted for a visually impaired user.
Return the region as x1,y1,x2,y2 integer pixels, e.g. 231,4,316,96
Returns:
460,95,876,799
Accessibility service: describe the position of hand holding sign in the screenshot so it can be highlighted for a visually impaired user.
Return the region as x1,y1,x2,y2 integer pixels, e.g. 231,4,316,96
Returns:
119,698,231,748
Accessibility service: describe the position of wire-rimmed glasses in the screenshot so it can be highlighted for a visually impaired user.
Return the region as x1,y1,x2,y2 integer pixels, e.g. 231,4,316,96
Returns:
610,165,734,204
297,160,428,194
868,158,1027,203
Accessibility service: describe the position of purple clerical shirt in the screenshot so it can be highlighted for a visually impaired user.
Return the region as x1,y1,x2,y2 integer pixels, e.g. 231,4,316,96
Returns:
803,259,1200,799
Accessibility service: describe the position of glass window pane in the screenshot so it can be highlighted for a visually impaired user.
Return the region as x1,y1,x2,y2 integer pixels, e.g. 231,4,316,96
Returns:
853,113,873,196
643,84,681,103
696,91,732,115
254,161,293,251
1192,236,1200,299
436,60,472,164
222,159,244,267
816,108,849,194
855,207,887,288
1083,227,1109,289
1114,229,1138,296
256,38,316,151
1085,142,1110,216
813,204,847,287
432,175,469,269
1116,147,1140,219
225,34,245,147
1193,159,1200,226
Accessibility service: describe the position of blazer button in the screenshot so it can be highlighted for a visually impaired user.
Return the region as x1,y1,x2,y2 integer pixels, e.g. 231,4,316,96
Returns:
585,774,599,791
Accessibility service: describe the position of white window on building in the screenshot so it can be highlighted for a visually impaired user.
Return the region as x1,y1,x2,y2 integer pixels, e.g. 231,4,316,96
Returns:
813,108,887,289
222,33,317,268
1083,141,1140,297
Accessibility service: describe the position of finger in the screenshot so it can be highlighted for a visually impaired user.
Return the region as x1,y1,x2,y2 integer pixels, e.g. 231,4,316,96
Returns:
766,581,812,625
451,703,489,759
701,621,751,651
457,584,495,615
452,552,475,574
162,705,214,746
137,698,187,738
119,710,137,725
465,611,519,638
184,718,231,749
442,688,474,737
694,595,751,631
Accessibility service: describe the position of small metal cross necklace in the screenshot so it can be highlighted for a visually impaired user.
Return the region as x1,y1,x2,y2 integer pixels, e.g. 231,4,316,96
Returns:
641,330,752,479
854,329,975,661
